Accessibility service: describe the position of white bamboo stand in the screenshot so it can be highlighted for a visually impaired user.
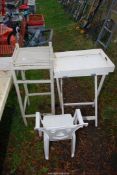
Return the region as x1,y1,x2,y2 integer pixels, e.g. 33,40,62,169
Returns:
12,43,55,126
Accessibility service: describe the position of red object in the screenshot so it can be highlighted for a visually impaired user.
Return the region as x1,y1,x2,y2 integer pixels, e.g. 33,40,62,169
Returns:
2,0,6,16
0,24,16,45
0,19,26,56
19,4,29,10
0,24,13,36
0,45,14,56
27,14,45,26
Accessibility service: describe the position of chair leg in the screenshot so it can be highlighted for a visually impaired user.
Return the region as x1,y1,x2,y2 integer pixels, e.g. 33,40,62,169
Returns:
44,134,49,160
71,134,76,158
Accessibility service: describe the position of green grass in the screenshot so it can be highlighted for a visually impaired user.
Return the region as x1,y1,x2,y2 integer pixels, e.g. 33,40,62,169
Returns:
37,0,94,51
0,0,117,174
37,0,74,29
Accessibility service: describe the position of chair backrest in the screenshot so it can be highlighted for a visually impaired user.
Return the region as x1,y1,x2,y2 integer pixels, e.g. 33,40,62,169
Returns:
39,124,84,141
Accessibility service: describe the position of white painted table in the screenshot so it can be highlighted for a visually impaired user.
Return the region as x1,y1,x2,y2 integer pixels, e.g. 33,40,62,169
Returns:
0,48,115,127
54,49,115,127
12,43,55,126
0,71,12,120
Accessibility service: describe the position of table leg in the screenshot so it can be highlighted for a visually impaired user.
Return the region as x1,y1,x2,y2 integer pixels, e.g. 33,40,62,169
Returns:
94,75,106,127
50,68,55,114
60,79,64,114
97,75,106,97
12,70,27,126
56,78,64,114
94,75,98,127
94,75,106,126
21,70,30,106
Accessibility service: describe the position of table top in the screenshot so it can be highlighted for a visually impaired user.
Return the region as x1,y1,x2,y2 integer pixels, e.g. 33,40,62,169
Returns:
0,71,12,120
54,49,115,78
13,46,53,69
0,48,115,121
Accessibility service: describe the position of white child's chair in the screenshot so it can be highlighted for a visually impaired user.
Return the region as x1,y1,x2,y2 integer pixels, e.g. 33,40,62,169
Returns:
35,109,88,160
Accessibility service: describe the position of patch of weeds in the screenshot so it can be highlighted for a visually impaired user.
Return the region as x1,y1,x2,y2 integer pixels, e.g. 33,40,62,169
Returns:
110,152,117,170
35,141,44,155
76,163,85,173
102,107,117,137
38,167,49,175
38,0,74,29
103,107,117,120
10,152,21,174
50,159,58,170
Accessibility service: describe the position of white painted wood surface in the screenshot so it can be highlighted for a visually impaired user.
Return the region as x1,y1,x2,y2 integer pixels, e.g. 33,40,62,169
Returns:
12,43,55,125
13,46,52,67
54,49,115,78
0,71,12,120
54,49,115,127
0,48,115,124
0,57,12,70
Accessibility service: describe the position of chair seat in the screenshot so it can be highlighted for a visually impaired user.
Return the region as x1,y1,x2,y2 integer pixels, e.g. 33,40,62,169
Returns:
0,45,14,56
42,114,73,128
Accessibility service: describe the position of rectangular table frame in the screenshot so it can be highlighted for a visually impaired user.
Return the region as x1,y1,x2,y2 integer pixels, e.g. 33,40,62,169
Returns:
12,43,55,126
54,49,115,127
56,74,106,127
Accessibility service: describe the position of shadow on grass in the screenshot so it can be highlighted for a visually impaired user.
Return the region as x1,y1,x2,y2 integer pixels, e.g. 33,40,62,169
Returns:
0,105,15,174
